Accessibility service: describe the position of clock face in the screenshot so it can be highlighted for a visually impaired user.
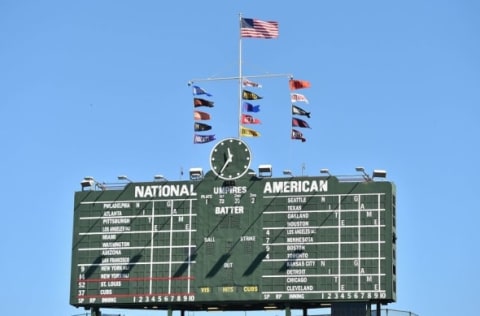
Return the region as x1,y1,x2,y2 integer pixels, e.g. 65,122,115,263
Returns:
210,138,252,180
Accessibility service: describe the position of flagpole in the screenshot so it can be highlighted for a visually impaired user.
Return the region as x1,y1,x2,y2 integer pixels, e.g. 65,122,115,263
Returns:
189,16,292,140
238,13,243,139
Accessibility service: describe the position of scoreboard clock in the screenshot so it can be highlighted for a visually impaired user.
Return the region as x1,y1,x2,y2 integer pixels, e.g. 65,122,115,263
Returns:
70,137,397,312
210,137,252,180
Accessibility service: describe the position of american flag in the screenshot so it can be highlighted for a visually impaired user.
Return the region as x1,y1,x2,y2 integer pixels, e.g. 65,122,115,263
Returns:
241,18,279,39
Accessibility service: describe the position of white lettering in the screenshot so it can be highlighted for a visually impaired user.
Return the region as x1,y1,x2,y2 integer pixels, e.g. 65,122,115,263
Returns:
213,186,247,194
286,221,309,227
134,184,197,198
215,206,244,215
287,197,307,203
287,212,309,219
286,285,314,291
263,180,328,194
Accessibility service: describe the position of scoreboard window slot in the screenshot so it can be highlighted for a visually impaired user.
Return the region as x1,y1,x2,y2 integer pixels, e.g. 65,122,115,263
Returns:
318,212,340,227
321,230,341,243
318,244,338,257
342,275,359,287
156,218,172,231
222,267,234,283
225,240,233,252
243,241,254,254
219,215,241,229
360,244,379,258
339,196,359,210
361,259,380,273
205,241,215,255
172,247,191,261
340,228,359,241
340,244,358,259
361,229,381,242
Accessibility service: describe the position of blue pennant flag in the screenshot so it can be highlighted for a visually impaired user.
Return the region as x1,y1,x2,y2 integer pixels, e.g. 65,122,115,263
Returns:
243,101,261,113
192,85,212,97
193,134,216,144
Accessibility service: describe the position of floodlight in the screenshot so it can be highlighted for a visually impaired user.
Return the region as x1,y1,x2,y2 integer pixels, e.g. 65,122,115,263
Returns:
81,177,95,190
189,167,203,180
154,174,168,182
283,170,293,177
117,175,132,182
258,164,272,178
320,168,331,176
355,166,371,181
372,169,387,179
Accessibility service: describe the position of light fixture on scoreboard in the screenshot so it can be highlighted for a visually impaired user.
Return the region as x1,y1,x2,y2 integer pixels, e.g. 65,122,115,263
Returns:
258,164,272,178
283,169,294,177
355,167,388,181
372,169,387,179
117,175,133,183
189,167,204,180
80,176,106,191
320,168,331,176
154,174,168,182
80,176,95,190
355,166,371,181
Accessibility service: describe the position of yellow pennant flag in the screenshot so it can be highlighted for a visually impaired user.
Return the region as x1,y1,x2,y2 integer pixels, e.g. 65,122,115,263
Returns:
240,126,261,137
242,89,262,100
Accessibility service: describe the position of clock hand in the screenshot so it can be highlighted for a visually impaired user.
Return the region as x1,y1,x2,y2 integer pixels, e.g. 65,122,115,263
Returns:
220,149,233,173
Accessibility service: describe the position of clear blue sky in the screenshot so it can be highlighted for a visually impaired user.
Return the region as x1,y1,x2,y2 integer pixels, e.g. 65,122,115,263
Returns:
1,1,479,315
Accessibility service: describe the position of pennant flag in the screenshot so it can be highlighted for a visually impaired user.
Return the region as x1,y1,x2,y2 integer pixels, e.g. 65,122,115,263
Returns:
243,102,261,113
194,122,212,132
194,134,216,144
240,18,279,39
242,89,263,100
243,78,262,88
194,110,211,121
194,98,214,108
240,126,261,137
289,79,311,90
292,105,311,118
292,129,306,142
292,117,311,128
192,85,212,97
291,93,309,104
241,114,261,125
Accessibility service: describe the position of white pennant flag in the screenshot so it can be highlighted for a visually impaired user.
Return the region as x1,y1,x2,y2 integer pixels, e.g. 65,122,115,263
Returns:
290,93,309,104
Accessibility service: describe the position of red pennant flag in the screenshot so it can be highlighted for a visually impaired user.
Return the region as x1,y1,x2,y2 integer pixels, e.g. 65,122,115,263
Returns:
241,114,261,124
292,117,311,128
194,98,214,107
194,110,211,121
289,79,311,90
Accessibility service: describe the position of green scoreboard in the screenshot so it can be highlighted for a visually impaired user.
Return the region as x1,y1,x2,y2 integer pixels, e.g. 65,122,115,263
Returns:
70,171,397,310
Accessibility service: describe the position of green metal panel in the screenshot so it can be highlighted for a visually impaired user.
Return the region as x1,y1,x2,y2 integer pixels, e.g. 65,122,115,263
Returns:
70,172,396,310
